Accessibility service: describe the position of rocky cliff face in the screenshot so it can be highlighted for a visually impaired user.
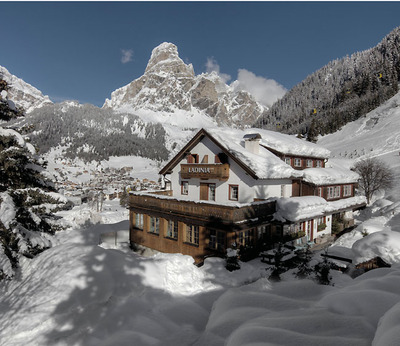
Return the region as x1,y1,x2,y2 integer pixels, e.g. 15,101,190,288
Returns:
103,42,267,127
0,66,52,113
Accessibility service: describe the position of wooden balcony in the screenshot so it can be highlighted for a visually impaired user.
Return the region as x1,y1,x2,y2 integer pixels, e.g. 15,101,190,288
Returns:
180,163,229,181
129,192,275,225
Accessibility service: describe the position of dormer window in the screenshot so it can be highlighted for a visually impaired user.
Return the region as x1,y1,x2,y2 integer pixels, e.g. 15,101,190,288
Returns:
306,159,313,168
316,160,322,168
294,158,302,167
284,157,291,165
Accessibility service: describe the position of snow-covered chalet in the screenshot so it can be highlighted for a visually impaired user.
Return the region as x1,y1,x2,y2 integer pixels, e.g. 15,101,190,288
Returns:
129,128,366,263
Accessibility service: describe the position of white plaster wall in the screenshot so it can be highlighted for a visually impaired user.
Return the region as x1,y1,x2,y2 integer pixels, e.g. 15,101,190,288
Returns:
168,136,292,204
312,214,332,240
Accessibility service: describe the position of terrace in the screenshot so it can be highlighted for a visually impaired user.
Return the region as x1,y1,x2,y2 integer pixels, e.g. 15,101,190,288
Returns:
129,190,275,225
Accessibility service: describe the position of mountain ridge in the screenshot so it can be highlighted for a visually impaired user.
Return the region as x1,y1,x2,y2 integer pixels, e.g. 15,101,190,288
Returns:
103,42,267,127
0,65,52,113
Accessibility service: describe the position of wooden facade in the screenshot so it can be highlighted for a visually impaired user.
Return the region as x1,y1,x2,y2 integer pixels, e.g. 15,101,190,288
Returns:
129,192,275,263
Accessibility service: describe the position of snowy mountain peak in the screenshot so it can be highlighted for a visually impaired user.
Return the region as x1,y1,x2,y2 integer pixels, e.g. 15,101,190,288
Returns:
144,42,194,78
0,65,53,113
103,42,267,127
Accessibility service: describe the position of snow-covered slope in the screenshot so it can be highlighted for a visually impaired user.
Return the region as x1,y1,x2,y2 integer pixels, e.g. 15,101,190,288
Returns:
103,42,267,128
318,90,400,161
318,89,400,195
0,65,52,113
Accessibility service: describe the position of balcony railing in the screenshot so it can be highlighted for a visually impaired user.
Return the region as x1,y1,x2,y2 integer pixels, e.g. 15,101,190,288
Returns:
129,192,274,224
180,163,229,181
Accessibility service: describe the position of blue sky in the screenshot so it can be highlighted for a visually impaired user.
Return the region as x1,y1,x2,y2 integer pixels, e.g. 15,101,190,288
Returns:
1,1,400,107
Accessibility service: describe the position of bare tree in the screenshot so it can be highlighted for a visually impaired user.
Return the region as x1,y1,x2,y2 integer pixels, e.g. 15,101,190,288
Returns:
353,158,394,204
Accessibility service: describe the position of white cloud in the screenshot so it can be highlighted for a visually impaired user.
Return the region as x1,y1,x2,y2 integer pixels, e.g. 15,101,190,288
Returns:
205,57,231,83
233,69,287,107
121,49,134,64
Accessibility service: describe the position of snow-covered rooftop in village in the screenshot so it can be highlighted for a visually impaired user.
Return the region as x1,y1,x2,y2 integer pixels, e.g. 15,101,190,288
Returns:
302,166,360,185
274,195,367,222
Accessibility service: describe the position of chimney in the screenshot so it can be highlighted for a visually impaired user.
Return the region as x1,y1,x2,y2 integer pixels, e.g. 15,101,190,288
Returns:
243,133,262,154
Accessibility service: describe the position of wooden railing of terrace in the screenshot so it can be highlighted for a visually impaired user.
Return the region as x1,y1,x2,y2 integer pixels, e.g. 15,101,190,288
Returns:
129,192,275,224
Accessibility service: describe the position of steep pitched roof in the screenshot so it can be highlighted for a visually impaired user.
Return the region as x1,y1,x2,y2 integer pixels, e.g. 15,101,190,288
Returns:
159,128,302,180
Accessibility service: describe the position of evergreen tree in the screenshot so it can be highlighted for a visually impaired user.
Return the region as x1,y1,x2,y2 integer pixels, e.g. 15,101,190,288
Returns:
257,27,400,136
313,251,333,286
0,79,67,280
294,244,313,279
226,242,240,271
268,243,285,282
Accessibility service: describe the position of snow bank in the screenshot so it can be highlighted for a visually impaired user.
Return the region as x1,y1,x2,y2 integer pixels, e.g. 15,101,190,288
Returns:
197,264,400,346
352,230,400,264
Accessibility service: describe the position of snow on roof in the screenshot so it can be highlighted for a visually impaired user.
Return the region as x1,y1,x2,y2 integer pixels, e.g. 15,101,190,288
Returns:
274,195,367,222
205,127,303,179
302,167,360,185
352,230,400,265
254,128,331,158
209,127,330,159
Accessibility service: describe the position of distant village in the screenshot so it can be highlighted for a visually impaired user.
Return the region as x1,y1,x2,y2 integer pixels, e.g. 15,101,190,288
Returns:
53,163,160,208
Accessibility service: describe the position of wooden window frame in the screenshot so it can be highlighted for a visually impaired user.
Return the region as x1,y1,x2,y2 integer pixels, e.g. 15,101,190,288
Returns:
229,184,239,201
181,181,189,195
209,229,225,251
294,158,302,167
149,216,159,235
135,213,144,230
186,224,199,245
166,220,178,239
306,159,313,168
343,184,352,197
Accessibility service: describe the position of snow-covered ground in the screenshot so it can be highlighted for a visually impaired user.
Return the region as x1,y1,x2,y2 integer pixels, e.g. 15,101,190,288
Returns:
1,191,400,345
1,91,400,346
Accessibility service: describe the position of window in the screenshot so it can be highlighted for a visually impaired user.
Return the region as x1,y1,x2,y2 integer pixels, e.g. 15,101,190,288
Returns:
167,220,178,239
209,230,225,251
317,216,326,232
306,159,313,168
316,160,322,168
181,181,188,195
229,185,239,201
294,158,302,167
209,184,216,201
135,213,143,229
149,217,159,234
186,225,199,245
327,186,341,199
284,157,291,165
343,185,352,197
238,230,251,247
318,187,323,197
